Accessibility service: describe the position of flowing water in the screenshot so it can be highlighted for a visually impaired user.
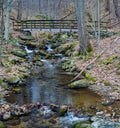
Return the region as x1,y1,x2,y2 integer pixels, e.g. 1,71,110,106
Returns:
6,59,102,109
4,46,108,128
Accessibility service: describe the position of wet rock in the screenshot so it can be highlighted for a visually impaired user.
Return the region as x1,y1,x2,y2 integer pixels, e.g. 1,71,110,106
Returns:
23,31,32,36
68,79,90,89
12,87,22,94
18,35,35,41
7,76,20,84
91,118,120,128
72,121,91,128
12,50,27,58
2,112,11,120
96,111,104,116
102,100,114,106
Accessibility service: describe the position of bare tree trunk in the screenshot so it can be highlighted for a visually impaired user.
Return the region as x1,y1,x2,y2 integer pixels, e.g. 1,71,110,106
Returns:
76,0,88,54
4,0,11,41
105,0,110,12
97,0,101,55
113,0,120,24
17,0,22,20
0,0,4,66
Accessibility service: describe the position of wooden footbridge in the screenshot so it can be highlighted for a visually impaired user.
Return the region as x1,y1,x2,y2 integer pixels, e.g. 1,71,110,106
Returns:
13,20,108,32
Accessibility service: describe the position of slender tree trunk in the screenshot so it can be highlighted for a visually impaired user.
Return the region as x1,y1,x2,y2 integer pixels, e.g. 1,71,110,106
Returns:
105,0,110,12
4,0,11,40
113,0,120,24
17,0,22,20
0,0,4,66
76,0,88,54
97,0,101,55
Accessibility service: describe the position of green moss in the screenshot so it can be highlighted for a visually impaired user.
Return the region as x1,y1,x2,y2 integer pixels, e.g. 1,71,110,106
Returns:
13,87,21,93
72,121,90,128
69,79,90,89
103,55,117,65
0,121,5,128
87,41,93,53
1,83,8,89
58,108,67,116
0,78,3,84
5,67,12,73
104,81,111,86
85,72,96,82
7,76,20,84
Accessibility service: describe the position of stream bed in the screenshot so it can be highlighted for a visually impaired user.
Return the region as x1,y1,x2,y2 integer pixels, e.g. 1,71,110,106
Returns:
2,42,120,128
3,58,111,128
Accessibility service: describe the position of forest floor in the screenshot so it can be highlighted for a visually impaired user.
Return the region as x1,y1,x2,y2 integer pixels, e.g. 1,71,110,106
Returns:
75,35,120,101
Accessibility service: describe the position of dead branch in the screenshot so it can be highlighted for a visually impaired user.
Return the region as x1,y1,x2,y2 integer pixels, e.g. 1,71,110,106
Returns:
70,37,120,83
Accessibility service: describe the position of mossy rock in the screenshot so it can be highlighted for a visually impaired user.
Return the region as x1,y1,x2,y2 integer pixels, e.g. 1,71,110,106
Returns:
0,121,5,128
58,108,67,116
104,81,111,86
103,55,117,65
13,87,22,93
7,76,20,84
72,121,91,128
10,58,23,64
0,78,3,84
85,72,96,82
1,58,8,67
18,35,35,41
12,50,27,58
69,79,90,89
22,31,32,36
1,82,8,89
37,61,43,67
5,67,12,73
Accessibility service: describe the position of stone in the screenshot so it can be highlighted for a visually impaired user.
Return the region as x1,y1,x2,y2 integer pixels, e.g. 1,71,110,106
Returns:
72,121,91,128
18,35,35,41
7,76,20,84
2,112,11,120
91,118,120,128
12,87,22,93
12,50,27,58
68,79,90,89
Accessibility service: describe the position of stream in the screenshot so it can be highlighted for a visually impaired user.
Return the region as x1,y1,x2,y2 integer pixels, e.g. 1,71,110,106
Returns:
3,44,119,128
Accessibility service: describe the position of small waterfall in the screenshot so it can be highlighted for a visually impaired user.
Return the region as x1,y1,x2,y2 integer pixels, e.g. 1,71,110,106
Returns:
46,44,53,52
59,111,89,127
24,46,33,54
24,46,34,62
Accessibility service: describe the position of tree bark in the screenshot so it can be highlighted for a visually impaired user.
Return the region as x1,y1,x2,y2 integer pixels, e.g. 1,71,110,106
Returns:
76,0,88,54
113,0,120,24
17,0,22,20
4,0,11,41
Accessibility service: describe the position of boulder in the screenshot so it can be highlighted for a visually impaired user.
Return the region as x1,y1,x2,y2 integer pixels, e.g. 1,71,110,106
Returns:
68,79,90,89
7,76,20,84
12,50,27,58
72,121,91,128
18,35,35,41
91,117,120,128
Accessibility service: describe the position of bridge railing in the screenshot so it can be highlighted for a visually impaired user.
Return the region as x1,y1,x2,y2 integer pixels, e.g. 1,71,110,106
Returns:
13,20,108,32
13,20,78,30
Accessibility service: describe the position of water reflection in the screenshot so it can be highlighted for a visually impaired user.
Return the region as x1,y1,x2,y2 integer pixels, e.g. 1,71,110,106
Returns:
6,59,102,110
